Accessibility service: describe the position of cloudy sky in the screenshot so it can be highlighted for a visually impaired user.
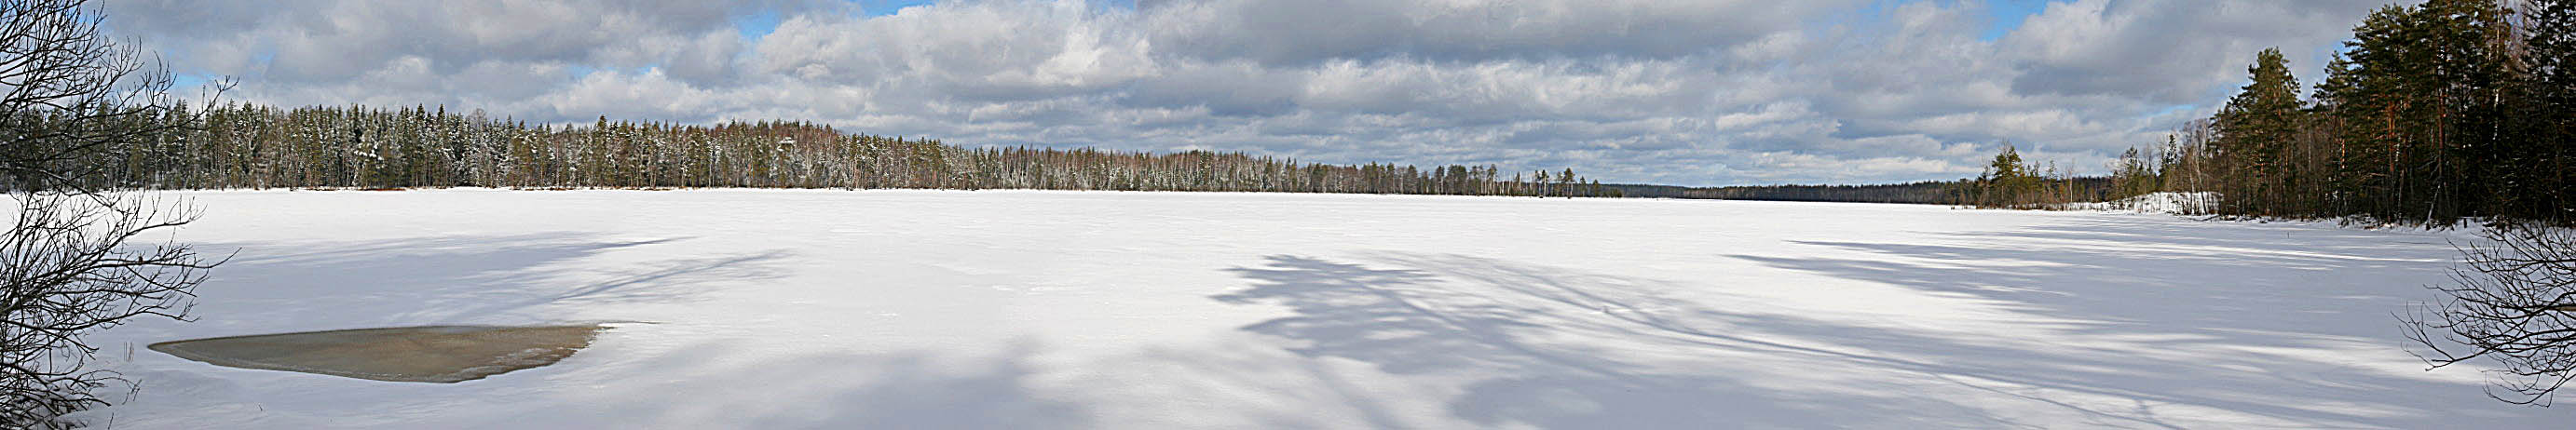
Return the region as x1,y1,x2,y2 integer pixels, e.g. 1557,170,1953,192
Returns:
103,0,2391,186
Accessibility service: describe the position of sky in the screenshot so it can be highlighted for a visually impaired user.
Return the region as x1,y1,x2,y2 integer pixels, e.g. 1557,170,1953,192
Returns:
102,0,2394,186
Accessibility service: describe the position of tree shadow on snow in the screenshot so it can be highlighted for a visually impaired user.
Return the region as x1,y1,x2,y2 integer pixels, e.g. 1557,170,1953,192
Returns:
550,340,1088,429
1739,217,2456,343
1218,255,2044,428
1217,237,2510,428
186,233,791,328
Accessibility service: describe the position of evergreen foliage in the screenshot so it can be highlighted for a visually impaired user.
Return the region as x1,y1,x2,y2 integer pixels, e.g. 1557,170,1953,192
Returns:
32,103,1621,197
2147,0,2572,225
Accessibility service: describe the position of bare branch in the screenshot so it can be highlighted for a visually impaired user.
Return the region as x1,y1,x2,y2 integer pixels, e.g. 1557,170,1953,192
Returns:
2405,222,2576,406
1,1,217,426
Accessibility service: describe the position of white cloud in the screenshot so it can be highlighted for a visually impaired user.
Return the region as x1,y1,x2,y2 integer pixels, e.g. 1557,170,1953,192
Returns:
104,0,2392,186
1999,0,2378,102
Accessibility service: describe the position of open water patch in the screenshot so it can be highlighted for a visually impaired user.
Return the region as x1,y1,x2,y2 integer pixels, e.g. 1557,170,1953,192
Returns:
148,325,607,383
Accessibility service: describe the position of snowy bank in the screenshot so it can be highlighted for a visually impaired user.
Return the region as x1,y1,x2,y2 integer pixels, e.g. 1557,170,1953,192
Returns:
2061,191,2219,215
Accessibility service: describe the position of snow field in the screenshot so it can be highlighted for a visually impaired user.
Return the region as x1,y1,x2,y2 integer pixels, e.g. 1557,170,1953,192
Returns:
60,189,2554,428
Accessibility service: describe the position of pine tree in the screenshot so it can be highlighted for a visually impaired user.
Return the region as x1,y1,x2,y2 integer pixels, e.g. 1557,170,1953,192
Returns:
1559,168,1577,197
2213,47,2305,216
2516,0,2576,222
1977,144,2036,208
2112,146,2156,198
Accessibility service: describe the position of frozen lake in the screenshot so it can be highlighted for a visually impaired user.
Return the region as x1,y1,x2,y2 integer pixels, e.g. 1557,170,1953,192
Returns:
71,189,2556,428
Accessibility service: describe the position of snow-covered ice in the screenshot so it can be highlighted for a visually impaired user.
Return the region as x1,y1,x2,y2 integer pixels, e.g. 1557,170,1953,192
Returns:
60,189,2558,428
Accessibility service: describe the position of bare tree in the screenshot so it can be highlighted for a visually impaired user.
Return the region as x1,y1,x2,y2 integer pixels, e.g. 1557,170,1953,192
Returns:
2404,223,2576,405
1,0,221,426
3,193,215,425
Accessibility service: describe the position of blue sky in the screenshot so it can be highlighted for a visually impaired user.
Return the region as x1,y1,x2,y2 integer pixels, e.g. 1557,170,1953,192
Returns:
737,0,1137,39
858,0,942,14
746,1,944,38
111,0,2388,186
824,0,2056,42
1983,0,2051,40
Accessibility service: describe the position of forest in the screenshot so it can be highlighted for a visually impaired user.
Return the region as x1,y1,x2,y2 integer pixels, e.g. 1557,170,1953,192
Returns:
19,98,2181,208
7,104,1627,197
1962,0,2574,225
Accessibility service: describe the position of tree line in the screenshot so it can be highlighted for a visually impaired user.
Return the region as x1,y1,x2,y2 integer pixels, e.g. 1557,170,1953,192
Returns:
1667,142,2129,208
1674,181,1986,205
1953,143,2136,209
8,103,1628,197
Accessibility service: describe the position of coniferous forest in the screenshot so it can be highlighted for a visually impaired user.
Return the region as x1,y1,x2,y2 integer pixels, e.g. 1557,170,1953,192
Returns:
1964,0,2575,225
9,103,1623,197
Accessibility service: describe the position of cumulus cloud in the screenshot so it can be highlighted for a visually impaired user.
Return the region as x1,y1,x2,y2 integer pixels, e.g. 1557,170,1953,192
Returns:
1136,0,1861,66
1999,0,2379,102
102,0,2390,186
